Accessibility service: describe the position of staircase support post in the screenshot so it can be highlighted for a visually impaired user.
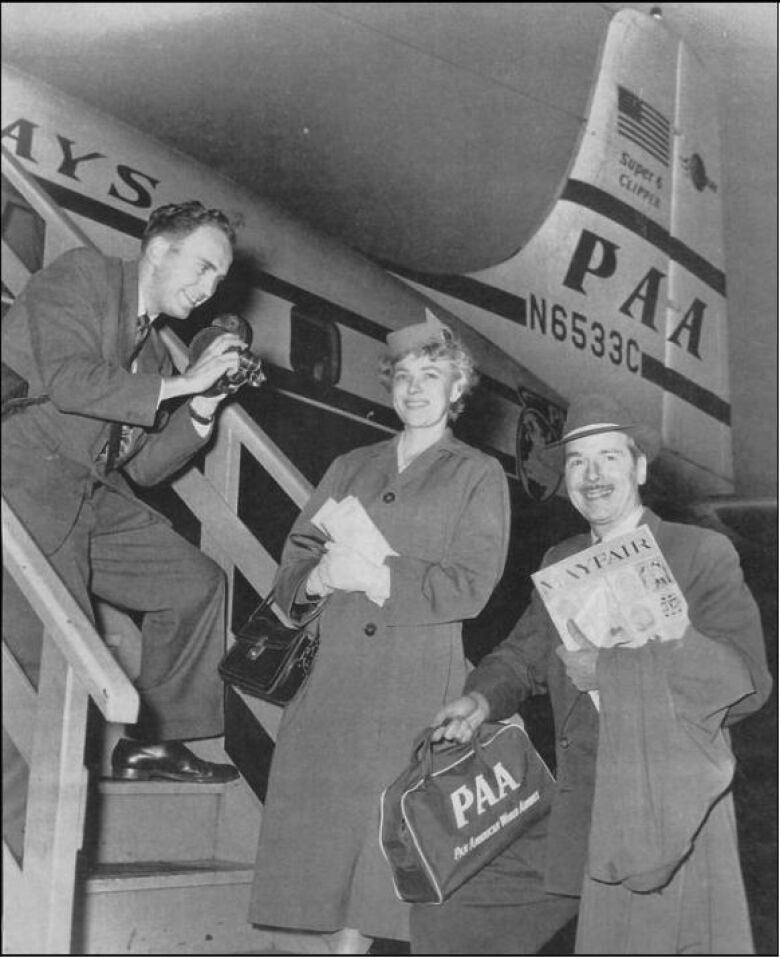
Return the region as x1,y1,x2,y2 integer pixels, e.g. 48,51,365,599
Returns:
11,636,90,954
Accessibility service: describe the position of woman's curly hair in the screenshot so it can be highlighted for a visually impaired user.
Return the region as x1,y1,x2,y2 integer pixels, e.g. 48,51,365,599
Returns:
379,323,479,421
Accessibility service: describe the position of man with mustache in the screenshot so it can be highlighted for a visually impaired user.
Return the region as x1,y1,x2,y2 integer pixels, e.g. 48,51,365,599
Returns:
411,393,771,955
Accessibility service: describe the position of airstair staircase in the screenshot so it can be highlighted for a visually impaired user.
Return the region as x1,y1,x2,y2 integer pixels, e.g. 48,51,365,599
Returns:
1,146,340,954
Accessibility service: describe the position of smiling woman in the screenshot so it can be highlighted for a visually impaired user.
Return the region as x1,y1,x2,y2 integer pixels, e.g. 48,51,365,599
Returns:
383,312,479,467
247,311,511,951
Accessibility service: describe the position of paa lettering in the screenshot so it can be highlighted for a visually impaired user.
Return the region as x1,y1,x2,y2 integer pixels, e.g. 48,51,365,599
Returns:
563,228,707,360
2,117,160,209
450,762,521,829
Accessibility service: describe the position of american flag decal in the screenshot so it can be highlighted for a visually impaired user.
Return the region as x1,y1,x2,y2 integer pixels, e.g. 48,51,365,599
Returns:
617,85,670,167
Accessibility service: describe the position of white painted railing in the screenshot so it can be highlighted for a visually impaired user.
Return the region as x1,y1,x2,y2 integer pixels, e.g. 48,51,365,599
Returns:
2,498,140,954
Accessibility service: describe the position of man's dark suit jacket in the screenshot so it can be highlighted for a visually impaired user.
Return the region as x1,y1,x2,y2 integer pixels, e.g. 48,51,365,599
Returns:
464,508,771,897
2,246,209,554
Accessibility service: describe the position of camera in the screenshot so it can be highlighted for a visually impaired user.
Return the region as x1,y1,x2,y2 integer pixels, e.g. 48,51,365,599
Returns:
188,313,266,396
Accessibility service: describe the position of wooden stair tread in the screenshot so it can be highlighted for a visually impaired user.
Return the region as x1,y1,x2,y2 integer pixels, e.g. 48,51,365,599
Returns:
97,777,237,795
84,858,255,892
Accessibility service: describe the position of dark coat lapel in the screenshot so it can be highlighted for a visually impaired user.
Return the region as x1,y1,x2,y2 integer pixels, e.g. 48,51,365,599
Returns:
115,259,141,367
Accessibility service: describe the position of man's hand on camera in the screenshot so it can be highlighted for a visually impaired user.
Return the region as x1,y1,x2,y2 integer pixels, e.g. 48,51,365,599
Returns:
161,333,243,402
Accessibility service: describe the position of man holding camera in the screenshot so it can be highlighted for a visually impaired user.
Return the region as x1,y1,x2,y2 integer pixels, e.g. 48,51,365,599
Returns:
2,200,246,795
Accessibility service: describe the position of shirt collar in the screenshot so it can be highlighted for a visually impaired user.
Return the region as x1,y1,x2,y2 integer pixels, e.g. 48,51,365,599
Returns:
591,504,645,543
136,287,159,323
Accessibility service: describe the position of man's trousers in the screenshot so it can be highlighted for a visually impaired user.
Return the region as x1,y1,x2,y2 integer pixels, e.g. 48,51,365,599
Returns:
3,482,227,859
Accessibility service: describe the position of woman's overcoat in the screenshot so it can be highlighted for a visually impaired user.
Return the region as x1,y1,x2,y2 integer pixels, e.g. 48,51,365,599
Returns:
249,431,510,940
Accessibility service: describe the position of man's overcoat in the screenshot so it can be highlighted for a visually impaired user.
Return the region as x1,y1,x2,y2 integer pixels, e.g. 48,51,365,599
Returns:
464,507,771,896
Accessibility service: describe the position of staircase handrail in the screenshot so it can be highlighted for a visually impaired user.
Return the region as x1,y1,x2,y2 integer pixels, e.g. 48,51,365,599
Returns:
2,497,140,724
160,328,312,509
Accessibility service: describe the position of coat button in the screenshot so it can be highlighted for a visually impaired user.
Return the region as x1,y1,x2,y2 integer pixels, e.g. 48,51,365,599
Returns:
364,623,377,636
559,737,570,749
382,491,396,503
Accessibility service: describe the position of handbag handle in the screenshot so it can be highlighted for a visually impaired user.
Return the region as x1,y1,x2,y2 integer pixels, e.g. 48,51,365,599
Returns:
264,588,325,630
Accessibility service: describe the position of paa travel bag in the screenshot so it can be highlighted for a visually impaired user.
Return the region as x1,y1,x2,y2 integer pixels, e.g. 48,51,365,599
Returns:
379,722,555,903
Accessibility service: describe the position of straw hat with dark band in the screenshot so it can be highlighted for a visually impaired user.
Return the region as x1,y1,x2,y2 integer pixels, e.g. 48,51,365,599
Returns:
541,393,661,471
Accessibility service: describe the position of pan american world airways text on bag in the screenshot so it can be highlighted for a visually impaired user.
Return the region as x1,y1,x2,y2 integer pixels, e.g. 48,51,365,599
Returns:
379,722,555,903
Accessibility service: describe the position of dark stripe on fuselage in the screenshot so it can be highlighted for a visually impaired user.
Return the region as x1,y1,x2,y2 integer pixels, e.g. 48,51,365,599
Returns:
250,268,389,341
34,174,148,238
372,259,529,326
561,179,726,296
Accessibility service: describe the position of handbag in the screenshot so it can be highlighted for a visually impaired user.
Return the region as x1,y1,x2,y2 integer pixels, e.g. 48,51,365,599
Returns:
379,721,555,904
218,592,323,706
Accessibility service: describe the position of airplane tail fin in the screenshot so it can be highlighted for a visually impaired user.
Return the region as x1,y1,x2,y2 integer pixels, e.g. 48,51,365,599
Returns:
457,9,733,496
564,9,731,491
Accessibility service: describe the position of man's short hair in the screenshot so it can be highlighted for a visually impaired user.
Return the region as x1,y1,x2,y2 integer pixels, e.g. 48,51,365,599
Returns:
141,200,236,250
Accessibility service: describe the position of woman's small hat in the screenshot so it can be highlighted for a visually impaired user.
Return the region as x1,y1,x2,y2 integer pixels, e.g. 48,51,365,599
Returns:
386,309,447,359
541,393,661,470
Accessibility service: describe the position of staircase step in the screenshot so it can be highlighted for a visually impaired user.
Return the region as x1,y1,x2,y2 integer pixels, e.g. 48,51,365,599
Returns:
98,778,229,796
75,858,272,954
86,778,239,864
85,858,254,891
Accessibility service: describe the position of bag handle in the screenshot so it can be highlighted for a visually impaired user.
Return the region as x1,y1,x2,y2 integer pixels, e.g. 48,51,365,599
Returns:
263,588,325,630
411,725,494,780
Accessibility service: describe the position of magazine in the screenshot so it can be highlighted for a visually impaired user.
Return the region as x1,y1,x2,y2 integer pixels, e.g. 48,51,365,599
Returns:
532,524,689,708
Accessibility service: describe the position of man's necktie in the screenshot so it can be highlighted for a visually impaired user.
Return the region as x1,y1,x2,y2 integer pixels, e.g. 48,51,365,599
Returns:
103,314,152,471
128,313,153,365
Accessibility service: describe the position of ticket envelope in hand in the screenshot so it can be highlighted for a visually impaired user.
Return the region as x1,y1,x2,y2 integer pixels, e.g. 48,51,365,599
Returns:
311,496,398,564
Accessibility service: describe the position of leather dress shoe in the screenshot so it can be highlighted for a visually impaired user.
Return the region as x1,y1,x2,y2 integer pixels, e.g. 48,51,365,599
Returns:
111,739,239,784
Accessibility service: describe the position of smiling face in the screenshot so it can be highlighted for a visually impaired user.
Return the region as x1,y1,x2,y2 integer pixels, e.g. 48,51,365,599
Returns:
143,224,233,319
564,430,646,535
391,353,464,435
